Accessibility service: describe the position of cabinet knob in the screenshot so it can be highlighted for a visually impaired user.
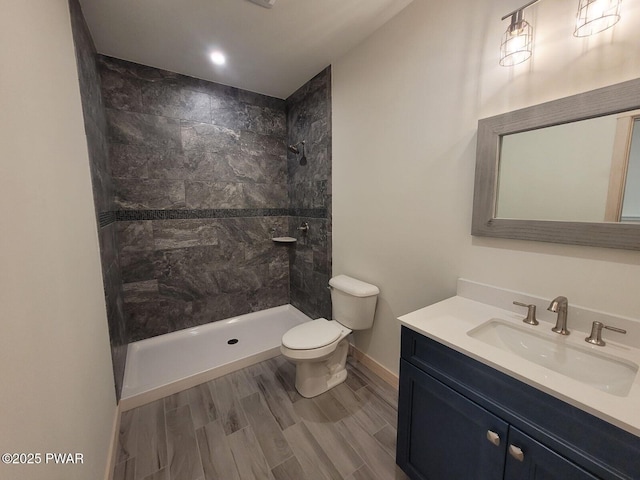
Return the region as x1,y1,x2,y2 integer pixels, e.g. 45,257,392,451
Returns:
486,430,501,446
508,444,525,462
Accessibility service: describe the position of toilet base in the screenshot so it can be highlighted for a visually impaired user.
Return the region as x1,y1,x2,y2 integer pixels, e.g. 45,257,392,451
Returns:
293,339,349,398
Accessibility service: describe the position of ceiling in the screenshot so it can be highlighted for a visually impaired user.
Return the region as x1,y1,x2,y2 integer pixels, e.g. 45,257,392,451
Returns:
78,0,414,99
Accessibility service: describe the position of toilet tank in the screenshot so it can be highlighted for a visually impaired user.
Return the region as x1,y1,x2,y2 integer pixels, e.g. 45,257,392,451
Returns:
329,275,380,330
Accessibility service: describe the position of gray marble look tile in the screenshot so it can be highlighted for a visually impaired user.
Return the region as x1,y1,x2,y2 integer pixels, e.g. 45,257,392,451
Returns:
154,246,246,301
125,299,192,342
141,83,211,123
110,144,169,179
210,153,287,184
245,104,287,138
175,149,219,180
117,221,155,252
191,293,253,326
310,117,330,144
107,109,181,149
181,121,239,152
240,130,286,158
114,179,185,210
238,89,286,111
98,58,144,112
248,287,289,313
98,222,118,271
244,238,288,268
267,260,289,289
210,95,247,130
312,245,329,275
213,265,267,294
120,250,156,284
123,280,160,304
243,183,288,209
288,143,331,186
185,181,245,209
188,77,239,100
152,219,221,250
288,180,327,209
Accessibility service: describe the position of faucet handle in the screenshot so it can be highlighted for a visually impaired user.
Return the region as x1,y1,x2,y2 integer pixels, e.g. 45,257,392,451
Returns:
513,301,539,326
585,321,627,346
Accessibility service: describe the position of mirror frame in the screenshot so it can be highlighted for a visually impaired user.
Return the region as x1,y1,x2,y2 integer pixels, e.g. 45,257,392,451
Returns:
472,78,640,251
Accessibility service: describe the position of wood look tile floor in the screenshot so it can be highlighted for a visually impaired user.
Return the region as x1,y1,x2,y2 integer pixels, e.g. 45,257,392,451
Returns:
113,356,409,480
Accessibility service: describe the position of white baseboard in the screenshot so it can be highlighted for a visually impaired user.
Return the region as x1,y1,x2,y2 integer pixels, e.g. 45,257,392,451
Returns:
104,402,121,480
349,345,399,389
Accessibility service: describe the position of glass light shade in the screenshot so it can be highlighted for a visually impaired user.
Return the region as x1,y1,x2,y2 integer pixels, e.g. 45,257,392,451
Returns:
574,0,622,37
500,19,533,66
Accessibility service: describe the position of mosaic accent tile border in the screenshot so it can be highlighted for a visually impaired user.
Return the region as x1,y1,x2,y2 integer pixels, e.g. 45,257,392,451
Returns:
109,207,327,222
99,210,117,228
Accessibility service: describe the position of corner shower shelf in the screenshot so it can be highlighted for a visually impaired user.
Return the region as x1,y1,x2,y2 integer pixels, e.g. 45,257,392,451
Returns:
272,237,297,243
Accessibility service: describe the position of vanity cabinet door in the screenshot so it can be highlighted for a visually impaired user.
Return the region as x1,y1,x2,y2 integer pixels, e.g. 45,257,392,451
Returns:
504,427,599,480
397,360,508,480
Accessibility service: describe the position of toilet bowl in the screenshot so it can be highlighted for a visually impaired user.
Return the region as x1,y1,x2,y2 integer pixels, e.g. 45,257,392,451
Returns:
280,275,379,398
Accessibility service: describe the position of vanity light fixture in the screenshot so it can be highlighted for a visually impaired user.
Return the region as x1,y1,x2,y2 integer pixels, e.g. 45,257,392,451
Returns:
499,0,539,67
574,0,622,37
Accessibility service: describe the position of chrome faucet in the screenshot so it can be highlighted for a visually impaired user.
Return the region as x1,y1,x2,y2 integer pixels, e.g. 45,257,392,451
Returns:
548,296,570,335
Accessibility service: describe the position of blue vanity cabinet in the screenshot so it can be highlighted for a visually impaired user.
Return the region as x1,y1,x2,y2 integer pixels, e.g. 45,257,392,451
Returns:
396,327,640,480
398,360,508,480
503,427,598,480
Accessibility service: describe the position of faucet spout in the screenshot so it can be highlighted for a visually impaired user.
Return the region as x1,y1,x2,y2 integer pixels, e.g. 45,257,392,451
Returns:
548,296,569,335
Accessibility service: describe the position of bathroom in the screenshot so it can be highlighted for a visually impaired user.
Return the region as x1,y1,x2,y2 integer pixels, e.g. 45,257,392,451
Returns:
2,0,640,479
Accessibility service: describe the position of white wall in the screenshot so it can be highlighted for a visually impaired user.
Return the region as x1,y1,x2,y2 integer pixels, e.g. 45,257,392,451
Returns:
0,1,117,479
333,0,640,373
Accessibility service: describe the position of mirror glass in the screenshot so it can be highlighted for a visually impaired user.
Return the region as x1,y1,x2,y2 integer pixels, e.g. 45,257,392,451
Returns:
495,112,640,223
621,118,640,223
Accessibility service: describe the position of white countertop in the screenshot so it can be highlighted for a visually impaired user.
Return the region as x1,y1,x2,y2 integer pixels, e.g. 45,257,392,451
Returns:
399,295,640,438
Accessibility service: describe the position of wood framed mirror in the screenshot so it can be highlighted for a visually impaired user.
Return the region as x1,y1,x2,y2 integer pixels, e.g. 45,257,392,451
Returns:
472,78,640,251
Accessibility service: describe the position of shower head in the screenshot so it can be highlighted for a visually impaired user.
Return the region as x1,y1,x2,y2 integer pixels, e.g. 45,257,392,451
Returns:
288,141,307,165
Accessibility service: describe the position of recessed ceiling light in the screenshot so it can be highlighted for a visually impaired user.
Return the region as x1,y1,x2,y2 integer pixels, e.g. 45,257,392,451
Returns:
210,51,226,66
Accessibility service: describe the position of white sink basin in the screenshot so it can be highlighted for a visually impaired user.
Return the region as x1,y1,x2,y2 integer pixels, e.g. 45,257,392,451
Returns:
468,319,639,397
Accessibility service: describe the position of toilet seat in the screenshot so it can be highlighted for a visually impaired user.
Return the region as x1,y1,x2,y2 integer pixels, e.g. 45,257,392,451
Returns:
282,318,343,350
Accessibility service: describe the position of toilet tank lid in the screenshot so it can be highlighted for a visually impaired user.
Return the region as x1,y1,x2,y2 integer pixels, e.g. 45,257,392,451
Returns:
329,275,380,297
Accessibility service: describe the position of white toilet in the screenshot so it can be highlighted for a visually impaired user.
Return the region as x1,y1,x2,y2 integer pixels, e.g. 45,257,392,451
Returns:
280,274,379,398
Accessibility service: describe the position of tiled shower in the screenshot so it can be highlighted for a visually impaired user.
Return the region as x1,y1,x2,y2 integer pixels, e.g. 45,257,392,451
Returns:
69,0,331,400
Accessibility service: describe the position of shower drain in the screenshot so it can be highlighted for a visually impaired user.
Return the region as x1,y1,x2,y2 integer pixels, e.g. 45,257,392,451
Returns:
227,338,239,345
